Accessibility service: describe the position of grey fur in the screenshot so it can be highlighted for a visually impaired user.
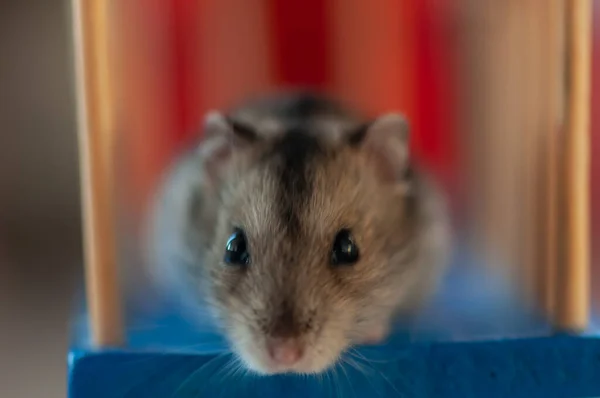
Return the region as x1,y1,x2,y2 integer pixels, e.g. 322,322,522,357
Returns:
145,93,451,375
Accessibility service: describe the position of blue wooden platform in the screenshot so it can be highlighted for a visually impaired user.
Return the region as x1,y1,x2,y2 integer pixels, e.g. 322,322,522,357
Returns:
68,248,600,397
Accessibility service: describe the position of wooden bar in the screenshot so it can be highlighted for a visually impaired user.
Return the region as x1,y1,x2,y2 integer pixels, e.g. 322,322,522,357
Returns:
520,0,541,305
555,0,592,331
538,0,566,322
477,0,523,283
71,0,123,346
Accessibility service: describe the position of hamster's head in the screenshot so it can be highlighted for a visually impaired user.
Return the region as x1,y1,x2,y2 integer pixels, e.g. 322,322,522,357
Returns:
195,111,416,375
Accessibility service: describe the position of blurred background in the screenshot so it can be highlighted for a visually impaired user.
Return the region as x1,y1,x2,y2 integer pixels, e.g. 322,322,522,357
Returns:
0,0,598,397
1,1,81,397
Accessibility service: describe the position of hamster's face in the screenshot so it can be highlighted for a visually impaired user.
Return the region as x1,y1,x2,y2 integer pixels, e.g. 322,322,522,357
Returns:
204,129,414,375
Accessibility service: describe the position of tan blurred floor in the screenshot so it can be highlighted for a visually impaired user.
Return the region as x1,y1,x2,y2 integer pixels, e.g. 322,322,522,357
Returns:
0,225,81,398
0,0,81,396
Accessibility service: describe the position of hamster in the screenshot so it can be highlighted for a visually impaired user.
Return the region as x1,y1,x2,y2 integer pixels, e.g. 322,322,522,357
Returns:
146,92,451,375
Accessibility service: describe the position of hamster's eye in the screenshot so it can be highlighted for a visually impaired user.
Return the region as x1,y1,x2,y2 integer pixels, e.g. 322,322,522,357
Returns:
224,228,250,266
331,229,359,266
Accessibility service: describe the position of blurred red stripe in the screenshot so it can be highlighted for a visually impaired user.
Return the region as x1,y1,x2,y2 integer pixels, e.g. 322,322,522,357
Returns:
267,0,331,88
330,0,412,116
413,0,458,190
116,0,175,219
116,0,462,222
116,0,205,221
198,0,273,110
169,0,203,143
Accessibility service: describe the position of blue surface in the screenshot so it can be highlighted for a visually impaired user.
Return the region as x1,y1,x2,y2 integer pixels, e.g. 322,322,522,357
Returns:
68,248,600,397
69,335,600,398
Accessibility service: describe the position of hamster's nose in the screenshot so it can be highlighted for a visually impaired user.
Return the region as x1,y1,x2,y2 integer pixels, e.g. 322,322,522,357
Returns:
267,338,304,366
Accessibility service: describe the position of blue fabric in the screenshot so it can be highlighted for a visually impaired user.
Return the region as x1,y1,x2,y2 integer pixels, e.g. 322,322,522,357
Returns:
68,335,600,398
68,247,600,397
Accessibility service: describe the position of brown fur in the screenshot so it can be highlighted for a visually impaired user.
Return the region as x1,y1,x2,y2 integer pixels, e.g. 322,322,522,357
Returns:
147,93,451,375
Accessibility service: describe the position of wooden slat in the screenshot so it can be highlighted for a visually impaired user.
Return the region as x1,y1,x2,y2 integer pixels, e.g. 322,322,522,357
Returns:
538,0,565,321
460,0,549,308
519,0,539,303
555,0,592,331
71,0,123,346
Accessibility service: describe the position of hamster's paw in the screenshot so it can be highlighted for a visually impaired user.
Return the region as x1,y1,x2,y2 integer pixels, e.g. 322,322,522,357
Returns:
357,324,389,345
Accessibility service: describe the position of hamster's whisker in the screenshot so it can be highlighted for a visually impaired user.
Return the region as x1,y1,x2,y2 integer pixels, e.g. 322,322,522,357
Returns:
212,355,239,385
348,348,396,364
375,368,403,397
169,353,229,397
316,369,325,388
329,365,339,398
332,365,344,398
341,356,367,377
150,341,228,355
210,363,230,392
324,369,335,397
230,361,249,388
346,354,403,397
343,357,391,397
338,360,356,398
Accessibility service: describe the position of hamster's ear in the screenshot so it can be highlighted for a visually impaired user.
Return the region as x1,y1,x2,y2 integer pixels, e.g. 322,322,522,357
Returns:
203,111,259,143
348,113,410,184
198,111,259,187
